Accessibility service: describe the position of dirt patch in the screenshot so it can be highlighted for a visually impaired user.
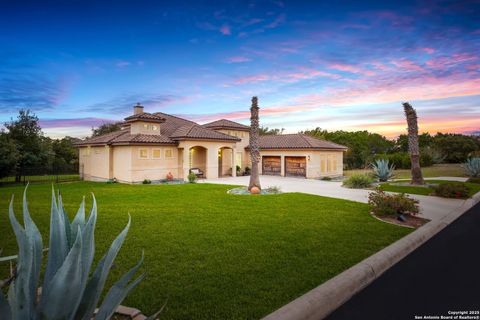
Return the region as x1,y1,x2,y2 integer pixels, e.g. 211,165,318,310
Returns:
371,213,430,228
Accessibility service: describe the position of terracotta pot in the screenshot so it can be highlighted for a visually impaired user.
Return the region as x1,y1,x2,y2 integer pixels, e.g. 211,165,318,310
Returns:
166,172,174,181
250,186,261,194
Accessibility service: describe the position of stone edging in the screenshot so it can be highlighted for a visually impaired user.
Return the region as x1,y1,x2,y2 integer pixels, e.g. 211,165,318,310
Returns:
262,191,480,320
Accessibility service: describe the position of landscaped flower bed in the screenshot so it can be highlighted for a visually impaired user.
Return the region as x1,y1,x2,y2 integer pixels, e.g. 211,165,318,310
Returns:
228,186,282,195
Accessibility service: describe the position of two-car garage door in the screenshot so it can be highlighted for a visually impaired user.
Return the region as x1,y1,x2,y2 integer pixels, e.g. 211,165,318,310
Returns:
262,156,306,177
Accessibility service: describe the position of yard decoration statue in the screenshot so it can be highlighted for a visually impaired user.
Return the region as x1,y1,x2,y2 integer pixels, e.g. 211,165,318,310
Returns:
248,96,262,192
403,102,424,185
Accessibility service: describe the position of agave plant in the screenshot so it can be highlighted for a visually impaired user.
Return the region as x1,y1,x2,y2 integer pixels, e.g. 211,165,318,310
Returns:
371,159,395,182
463,157,480,177
0,186,161,320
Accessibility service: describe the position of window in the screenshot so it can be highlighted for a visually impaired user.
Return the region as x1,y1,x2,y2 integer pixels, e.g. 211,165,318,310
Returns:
143,124,159,131
94,148,101,154
152,149,161,159
165,149,173,158
139,149,148,159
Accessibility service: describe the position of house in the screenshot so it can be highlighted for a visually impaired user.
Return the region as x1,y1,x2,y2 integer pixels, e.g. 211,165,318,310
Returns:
76,104,347,182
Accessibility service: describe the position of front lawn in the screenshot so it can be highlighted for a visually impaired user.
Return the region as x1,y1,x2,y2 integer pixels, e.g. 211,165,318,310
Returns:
0,182,410,319
379,180,480,197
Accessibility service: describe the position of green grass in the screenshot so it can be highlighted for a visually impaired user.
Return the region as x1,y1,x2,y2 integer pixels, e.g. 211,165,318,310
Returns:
345,163,466,179
379,180,480,197
0,182,411,319
0,174,80,183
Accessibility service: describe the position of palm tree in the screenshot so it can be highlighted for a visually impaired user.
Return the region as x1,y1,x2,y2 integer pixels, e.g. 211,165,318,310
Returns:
248,96,261,191
403,102,424,185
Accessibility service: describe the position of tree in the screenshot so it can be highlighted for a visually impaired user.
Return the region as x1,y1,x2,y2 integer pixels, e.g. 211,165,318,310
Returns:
5,110,51,181
259,126,284,135
403,102,424,185
248,96,261,191
0,132,19,179
433,133,479,163
91,122,122,137
51,136,79,170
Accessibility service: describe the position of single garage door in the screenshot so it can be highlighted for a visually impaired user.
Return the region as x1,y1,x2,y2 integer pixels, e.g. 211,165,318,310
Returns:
285,156,306,177
262,156,281,175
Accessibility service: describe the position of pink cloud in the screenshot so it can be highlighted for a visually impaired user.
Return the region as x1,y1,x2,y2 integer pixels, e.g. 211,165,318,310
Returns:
419,47,436,54
425,53,477,69
390,59,425,72
328,63,376,76
39,117,116,128
225,56,251,63
234,74,271,84
220,25,231,35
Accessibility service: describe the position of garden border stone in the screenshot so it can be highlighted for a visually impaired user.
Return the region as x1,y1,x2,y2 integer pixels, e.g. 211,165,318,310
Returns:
262,191,480,320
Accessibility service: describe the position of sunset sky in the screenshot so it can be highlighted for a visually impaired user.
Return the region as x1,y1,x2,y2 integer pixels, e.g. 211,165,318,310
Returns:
0,0,479,139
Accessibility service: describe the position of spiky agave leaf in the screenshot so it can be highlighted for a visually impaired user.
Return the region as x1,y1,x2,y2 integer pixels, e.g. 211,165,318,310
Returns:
22,186,43,312
71,196,86,242
76,215,132,320
39,227,84,320
41,187,69,301
8,195,36,319
463,157,480,177
0,289,11,320
58,191,74,248
95,252,145,320
371,159,395,182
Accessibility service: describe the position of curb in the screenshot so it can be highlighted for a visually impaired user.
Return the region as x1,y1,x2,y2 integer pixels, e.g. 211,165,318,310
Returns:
262,191,480,320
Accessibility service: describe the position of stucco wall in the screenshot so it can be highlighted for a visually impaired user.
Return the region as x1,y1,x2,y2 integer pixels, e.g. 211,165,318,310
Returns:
79,146,110,181
112,146,132,182
245,149,344,178
130,146,180,182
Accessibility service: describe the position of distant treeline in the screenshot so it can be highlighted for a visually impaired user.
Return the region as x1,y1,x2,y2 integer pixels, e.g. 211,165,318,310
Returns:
261,126,480,169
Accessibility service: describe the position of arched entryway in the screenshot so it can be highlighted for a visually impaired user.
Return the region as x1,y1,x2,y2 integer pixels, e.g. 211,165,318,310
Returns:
218,147,234,177
189,146,207,177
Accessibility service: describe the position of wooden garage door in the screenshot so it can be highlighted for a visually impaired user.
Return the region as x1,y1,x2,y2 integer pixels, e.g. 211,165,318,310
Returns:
262,156,281,175
285,156,306,177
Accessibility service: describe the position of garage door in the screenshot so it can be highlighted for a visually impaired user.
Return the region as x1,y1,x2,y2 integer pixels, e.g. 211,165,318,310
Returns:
262,156,281,175
285,156,306,177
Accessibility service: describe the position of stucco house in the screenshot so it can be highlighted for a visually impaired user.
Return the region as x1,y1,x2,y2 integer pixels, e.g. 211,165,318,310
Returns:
76,104,347,183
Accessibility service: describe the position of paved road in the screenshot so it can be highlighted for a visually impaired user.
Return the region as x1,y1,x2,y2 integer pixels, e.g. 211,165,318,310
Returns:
326,201,480,320
202,176,466,221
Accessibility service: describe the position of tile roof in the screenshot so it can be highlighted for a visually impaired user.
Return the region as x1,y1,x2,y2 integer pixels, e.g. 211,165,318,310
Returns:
170,124,241,141
250,134,347,150
110,133,176,145
124,112,166,123
153,112,198,136
203,119,250,131
74,129,129,146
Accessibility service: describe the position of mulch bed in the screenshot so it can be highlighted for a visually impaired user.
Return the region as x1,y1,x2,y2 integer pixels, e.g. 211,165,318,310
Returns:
372,213,430,228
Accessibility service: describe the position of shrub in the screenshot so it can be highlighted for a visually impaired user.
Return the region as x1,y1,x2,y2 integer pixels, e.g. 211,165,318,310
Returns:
343,173,374,188
463,157,480,178
244,166,251,175
265,186,281,194
321,176,332,181
187,172,197,183
368,189,419,216
376,152,434,169
143,179,152,184
371,159,395,182
433,183,469,199
236,165,241,174
0,187,161,319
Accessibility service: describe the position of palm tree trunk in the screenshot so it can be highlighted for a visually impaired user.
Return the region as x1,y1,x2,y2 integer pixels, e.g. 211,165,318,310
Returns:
403,102,424,185
248,97,261,190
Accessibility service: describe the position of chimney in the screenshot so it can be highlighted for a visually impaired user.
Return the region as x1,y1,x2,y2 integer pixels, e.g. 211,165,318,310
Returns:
133,103,144,115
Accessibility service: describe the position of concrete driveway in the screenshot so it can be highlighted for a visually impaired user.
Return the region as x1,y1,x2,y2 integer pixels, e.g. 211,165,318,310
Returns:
201,175,467,221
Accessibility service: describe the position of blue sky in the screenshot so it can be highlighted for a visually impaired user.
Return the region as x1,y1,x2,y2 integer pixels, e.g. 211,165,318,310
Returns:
0,0,479,138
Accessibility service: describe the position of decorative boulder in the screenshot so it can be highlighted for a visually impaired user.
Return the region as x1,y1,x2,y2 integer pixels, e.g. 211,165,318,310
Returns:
250,186,261,194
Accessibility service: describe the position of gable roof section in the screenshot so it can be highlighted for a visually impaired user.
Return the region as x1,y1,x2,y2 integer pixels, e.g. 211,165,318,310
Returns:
124,112,166,123
170,124,241,141
251,134,347,150
203,119,250,132
75,129,129,146
153,112,198,136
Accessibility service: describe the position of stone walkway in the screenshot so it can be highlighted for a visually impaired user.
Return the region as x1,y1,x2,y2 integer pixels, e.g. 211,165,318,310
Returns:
201,176,468,221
